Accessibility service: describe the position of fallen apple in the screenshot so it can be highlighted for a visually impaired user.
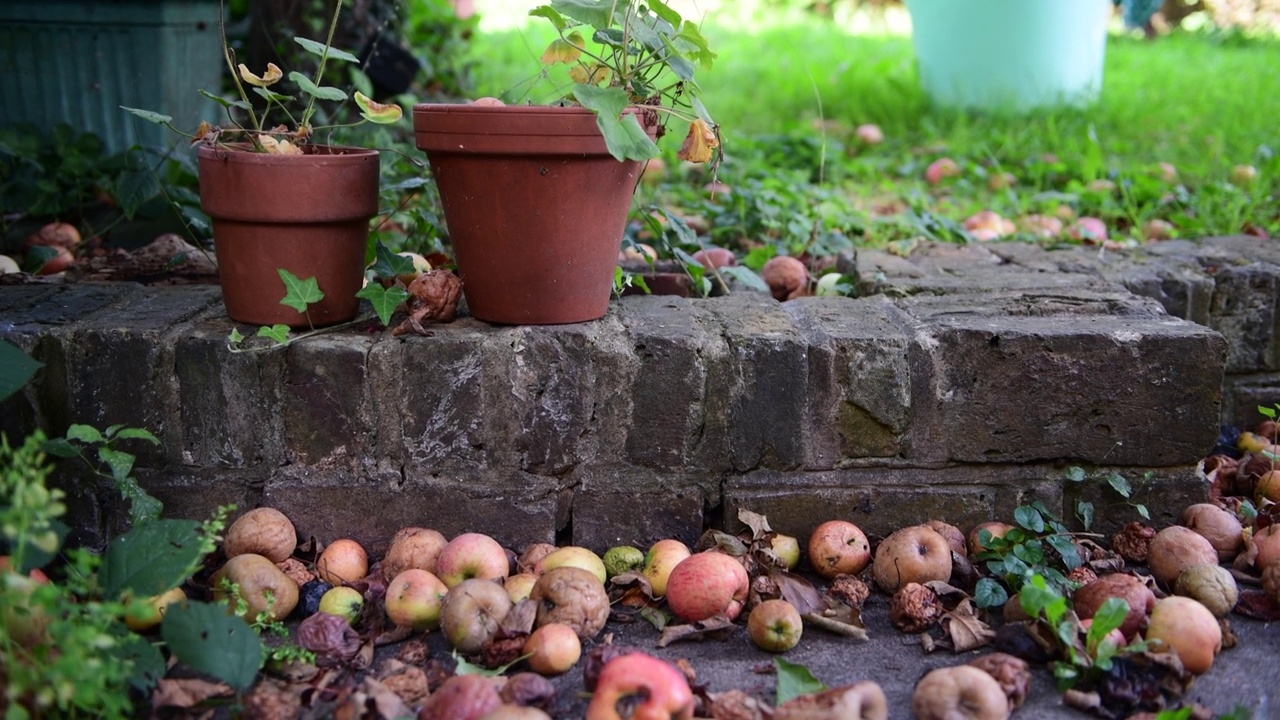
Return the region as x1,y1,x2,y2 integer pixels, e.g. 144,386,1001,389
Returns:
436,532,510,588
381,526,448,581
212,553,299,622
522,622,582,676
854,123,884,145
769,534,801,570
925,158,960,185
317,585,364,624
586,653,694,720
1145,596,1221,674
534,546,607,585
315,538,369,585
439,577,512,655
224,507,297,563
531,566,610,639
643,539,692,597
664,551,749,622
873,525,952,593
747,598,803,652
807,520,871,579
125,586,187,632
384,568,449,631
602,545,645,578
504,572,539,604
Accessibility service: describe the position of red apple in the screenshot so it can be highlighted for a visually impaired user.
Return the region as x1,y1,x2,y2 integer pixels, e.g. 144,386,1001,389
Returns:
967,522,1013,558
664,551,749,622
522,622,582,676
534,546,606,584
384,568,449,631
925,158,960,185
643,539,692,597
747,599,803,652
807,520,871,579
436,532,510,588
587,653,694,720
854,123,884,145
316,538,369,585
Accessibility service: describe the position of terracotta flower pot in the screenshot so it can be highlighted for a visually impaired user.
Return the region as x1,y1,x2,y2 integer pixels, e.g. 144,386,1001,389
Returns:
198,144,379,327
413,104,651,325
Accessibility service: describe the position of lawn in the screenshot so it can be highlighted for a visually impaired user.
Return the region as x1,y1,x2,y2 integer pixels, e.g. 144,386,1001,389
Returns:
458,7,1279,257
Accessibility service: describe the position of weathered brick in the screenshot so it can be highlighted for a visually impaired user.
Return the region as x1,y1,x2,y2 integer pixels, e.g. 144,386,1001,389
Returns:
1060,465,1208,534
702,294,808,471
1206,263,1280,373
1219,374,1280,429
570,467,708,550
620,296,714,469
264,470,563,555
2,283,137,329
725,465,1068,540
173,316,285,468
785,296,913,467
282,335,374,469
904,312,1224,465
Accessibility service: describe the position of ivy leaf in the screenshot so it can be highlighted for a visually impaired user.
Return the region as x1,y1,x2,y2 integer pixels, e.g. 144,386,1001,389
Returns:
258,325,292,344
974,577,1009,608
1106,472,1133,498
289,71,347,102
1075,500,1095,531
1064,466,1087,482
228,328,245,345
356,283,409,327
775,657,826,706
163,601,263,692
1014,505,1045,533
368,242,417,281
293,37,360,63
277,269,324,312
100,518,204,598
572,83,659,162
0,340,42,402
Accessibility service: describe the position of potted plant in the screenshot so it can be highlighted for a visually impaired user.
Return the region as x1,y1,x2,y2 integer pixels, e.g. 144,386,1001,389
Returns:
123,0,404,330
413,0,720,325
905,0,1117,111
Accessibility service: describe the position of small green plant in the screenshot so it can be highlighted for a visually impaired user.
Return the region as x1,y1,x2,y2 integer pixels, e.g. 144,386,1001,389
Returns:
1064,466,1151,531
41,423,163,525
1,429,235,717
1018,574,1140,691
973,501,1084,609
219,578,316,667
529,0,720,163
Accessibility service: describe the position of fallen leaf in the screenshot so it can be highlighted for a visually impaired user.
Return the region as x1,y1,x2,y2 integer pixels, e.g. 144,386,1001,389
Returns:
802,607,869,641
738,508,773,538
152,678,234,710
362,676,413,720
774,570,825,616
941,598,995,652
656,615,736,647
678,118,719,163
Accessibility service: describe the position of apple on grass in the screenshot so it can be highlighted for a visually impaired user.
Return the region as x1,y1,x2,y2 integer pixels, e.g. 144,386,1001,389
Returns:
436,532,510,588
748,599,803,652
384,568,449,631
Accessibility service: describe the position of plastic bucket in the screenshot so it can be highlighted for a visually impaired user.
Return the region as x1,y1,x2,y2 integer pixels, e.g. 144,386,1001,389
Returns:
905,0,1112,111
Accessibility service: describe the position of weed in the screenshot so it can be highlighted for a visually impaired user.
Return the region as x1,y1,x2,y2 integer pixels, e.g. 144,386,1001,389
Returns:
973,501,1084,608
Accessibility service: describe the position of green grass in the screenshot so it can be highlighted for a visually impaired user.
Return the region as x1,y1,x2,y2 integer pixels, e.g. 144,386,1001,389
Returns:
461,15,1277,253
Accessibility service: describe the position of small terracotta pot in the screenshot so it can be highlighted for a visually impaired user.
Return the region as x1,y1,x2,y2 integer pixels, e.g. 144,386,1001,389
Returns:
413,104,651,325
198,144,379,327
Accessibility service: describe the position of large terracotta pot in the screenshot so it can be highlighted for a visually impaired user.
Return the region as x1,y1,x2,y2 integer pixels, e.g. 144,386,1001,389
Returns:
413,104,650,325
198,144,379,327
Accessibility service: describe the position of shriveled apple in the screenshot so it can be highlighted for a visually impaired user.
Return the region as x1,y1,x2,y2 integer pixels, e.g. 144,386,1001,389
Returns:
530,566,610,639
381,526,448,581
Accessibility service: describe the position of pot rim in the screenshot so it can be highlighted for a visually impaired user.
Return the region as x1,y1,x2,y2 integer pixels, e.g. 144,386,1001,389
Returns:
196,143,379,164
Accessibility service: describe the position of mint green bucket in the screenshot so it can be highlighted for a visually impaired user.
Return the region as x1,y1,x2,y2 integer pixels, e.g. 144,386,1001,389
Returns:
905,0,1112,111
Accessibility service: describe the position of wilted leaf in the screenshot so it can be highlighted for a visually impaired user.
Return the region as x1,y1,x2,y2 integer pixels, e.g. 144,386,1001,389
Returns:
941,598,995,652
238,62,283,87
773,571,825,616
656,615,735,647
258,135,303,155
569,63,612,86
697,529,748,555
151,678,235,710
802,607,868,641
738,508,773,538
677,118,719,163
540,33,584,64
354,91,403,124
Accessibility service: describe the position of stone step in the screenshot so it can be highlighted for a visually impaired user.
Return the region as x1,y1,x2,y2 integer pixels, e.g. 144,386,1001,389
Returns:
2,237,1269,555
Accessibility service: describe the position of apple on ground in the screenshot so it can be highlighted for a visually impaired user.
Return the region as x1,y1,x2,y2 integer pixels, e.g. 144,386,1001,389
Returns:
315,538,369,585
318,586,364,623
522,622,582,676
381,526,448,581
872,525,953,593
748,599,803,652
769,534,801,570
533,546,607,584
504,572,539,604
125,587,188,632
384,568,449,631
807,520,871,579
664,551,749,622
602,545,646,578
643,539,692,597
436,533,510,588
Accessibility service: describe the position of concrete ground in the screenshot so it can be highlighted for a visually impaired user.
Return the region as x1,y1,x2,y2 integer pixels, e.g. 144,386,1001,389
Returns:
445,593,1280,718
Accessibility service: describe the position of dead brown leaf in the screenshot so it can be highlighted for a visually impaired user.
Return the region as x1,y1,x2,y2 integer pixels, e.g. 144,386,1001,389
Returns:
151,678,234,711
657,615,736,647
940,598,996,652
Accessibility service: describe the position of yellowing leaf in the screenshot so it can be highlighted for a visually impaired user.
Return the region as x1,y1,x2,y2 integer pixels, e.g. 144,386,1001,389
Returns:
540,33,585,65
258,135,302,155
569,63,612,86
193,121,215,143
238,62,283,88
678,118,719,163
354,91,403,124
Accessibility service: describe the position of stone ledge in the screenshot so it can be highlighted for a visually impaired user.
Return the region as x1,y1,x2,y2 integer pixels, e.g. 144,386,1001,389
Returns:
1,238,1261,549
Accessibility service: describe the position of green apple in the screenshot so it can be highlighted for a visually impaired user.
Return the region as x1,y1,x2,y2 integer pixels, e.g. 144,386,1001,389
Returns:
318,586,364,623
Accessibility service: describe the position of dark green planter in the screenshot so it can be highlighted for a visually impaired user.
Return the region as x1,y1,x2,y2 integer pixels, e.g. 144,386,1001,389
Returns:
0,0,221,153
